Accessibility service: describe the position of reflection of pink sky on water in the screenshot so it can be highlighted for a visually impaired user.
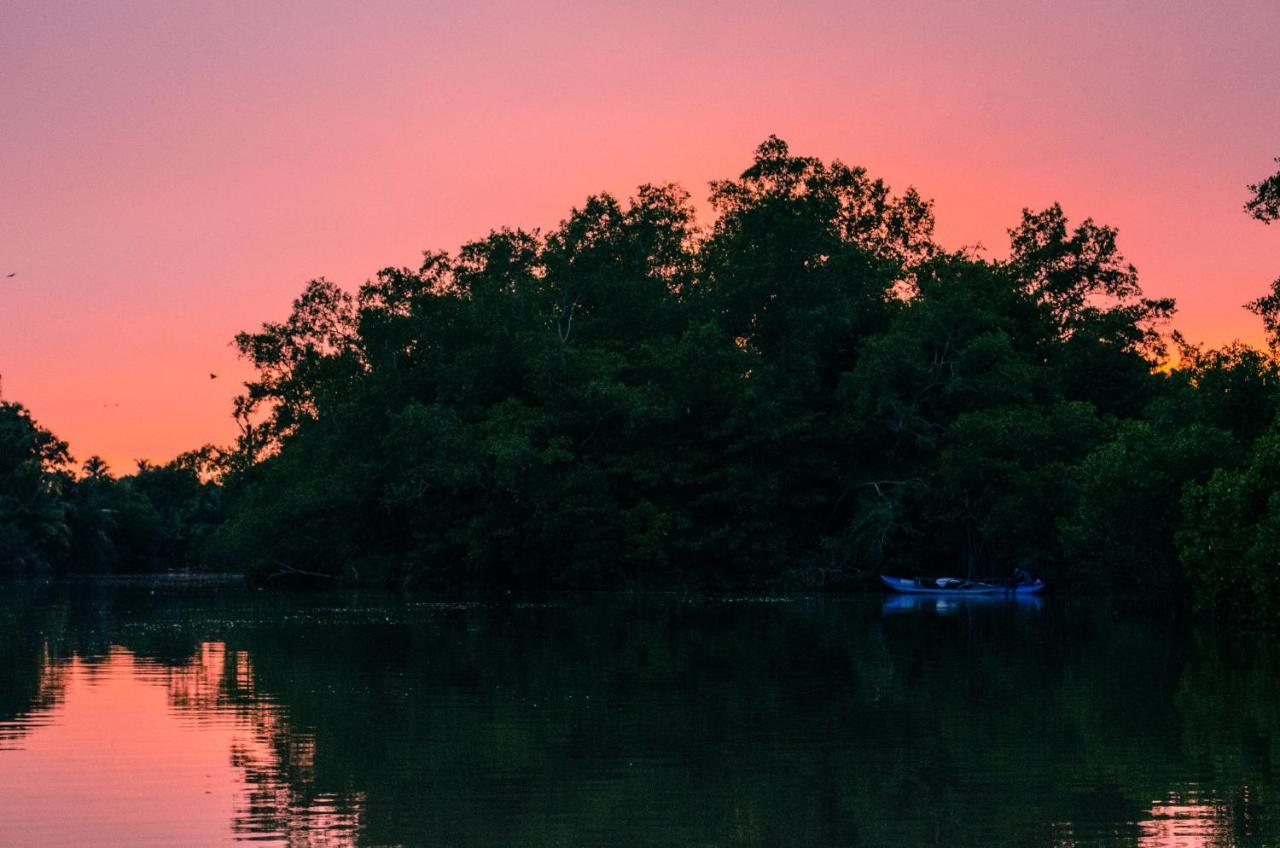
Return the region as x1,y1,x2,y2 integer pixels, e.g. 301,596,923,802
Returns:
1137,796,1231,848
0,644,360,847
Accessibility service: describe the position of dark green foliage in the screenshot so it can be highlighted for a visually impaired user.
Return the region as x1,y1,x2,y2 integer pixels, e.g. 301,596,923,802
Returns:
1246,277,1280,351
200,137,1279,604
1179,422,1280,622
0,402,73,571
928,401,1104,579
1245,157,1280,349
1245,156,1280,224
1152,341,1280,444
0,404,222,573
1062,420,1238,598
8,139,1280,619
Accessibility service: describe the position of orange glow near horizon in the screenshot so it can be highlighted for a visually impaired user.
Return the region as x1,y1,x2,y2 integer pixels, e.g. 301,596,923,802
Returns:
2,1,1278,469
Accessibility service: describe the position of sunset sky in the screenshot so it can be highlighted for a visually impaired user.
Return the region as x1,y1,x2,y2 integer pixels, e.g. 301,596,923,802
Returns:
2,0,1278,470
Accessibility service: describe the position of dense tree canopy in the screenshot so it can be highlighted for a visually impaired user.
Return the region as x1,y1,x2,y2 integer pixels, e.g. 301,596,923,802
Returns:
0,402,222,575
0,402,73,569
5,140,1280,622
195,139,1276,603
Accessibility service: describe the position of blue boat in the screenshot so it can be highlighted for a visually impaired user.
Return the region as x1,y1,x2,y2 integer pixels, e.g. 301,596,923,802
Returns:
880,575,1046,595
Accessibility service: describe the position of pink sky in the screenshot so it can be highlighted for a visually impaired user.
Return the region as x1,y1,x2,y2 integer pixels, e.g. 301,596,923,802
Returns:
2,0,1278,470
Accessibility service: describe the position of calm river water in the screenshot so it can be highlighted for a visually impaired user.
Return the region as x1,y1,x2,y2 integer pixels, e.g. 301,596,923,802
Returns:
0,578,1275,847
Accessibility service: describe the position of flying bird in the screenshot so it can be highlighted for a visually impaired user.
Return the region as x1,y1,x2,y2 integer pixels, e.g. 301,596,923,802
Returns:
5,273,14,278
209,373,217,379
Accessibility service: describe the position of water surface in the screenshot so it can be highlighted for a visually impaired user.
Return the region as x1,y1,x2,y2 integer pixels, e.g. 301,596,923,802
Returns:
0,579,1276,847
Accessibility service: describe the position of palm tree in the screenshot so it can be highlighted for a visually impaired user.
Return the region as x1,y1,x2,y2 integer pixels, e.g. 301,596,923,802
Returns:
81,456,112,482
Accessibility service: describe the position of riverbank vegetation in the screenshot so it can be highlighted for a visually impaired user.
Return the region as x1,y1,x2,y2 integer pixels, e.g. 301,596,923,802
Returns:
0,404,222,573
3,140,1279,618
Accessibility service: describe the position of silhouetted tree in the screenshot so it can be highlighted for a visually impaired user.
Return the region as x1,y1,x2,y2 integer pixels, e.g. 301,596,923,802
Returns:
1246,156,1280,224
0,402,73,571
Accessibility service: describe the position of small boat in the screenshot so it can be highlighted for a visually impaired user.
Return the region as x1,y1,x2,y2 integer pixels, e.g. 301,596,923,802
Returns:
880,575,1046,595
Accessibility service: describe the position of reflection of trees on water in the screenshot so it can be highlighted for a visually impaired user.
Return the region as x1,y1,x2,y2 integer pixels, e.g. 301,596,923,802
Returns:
0,643,68,750
165,641,365,845
0,584,367,846
0,581,1277,847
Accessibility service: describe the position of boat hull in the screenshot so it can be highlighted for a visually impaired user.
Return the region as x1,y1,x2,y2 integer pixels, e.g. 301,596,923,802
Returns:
880,575,1046,595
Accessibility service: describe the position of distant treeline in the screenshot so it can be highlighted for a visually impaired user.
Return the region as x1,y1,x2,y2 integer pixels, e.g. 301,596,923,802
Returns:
0,411,222,574
4,140,1280,618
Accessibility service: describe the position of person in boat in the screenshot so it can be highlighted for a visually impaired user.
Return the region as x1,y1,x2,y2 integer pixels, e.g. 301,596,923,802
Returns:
998,567,1032,588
